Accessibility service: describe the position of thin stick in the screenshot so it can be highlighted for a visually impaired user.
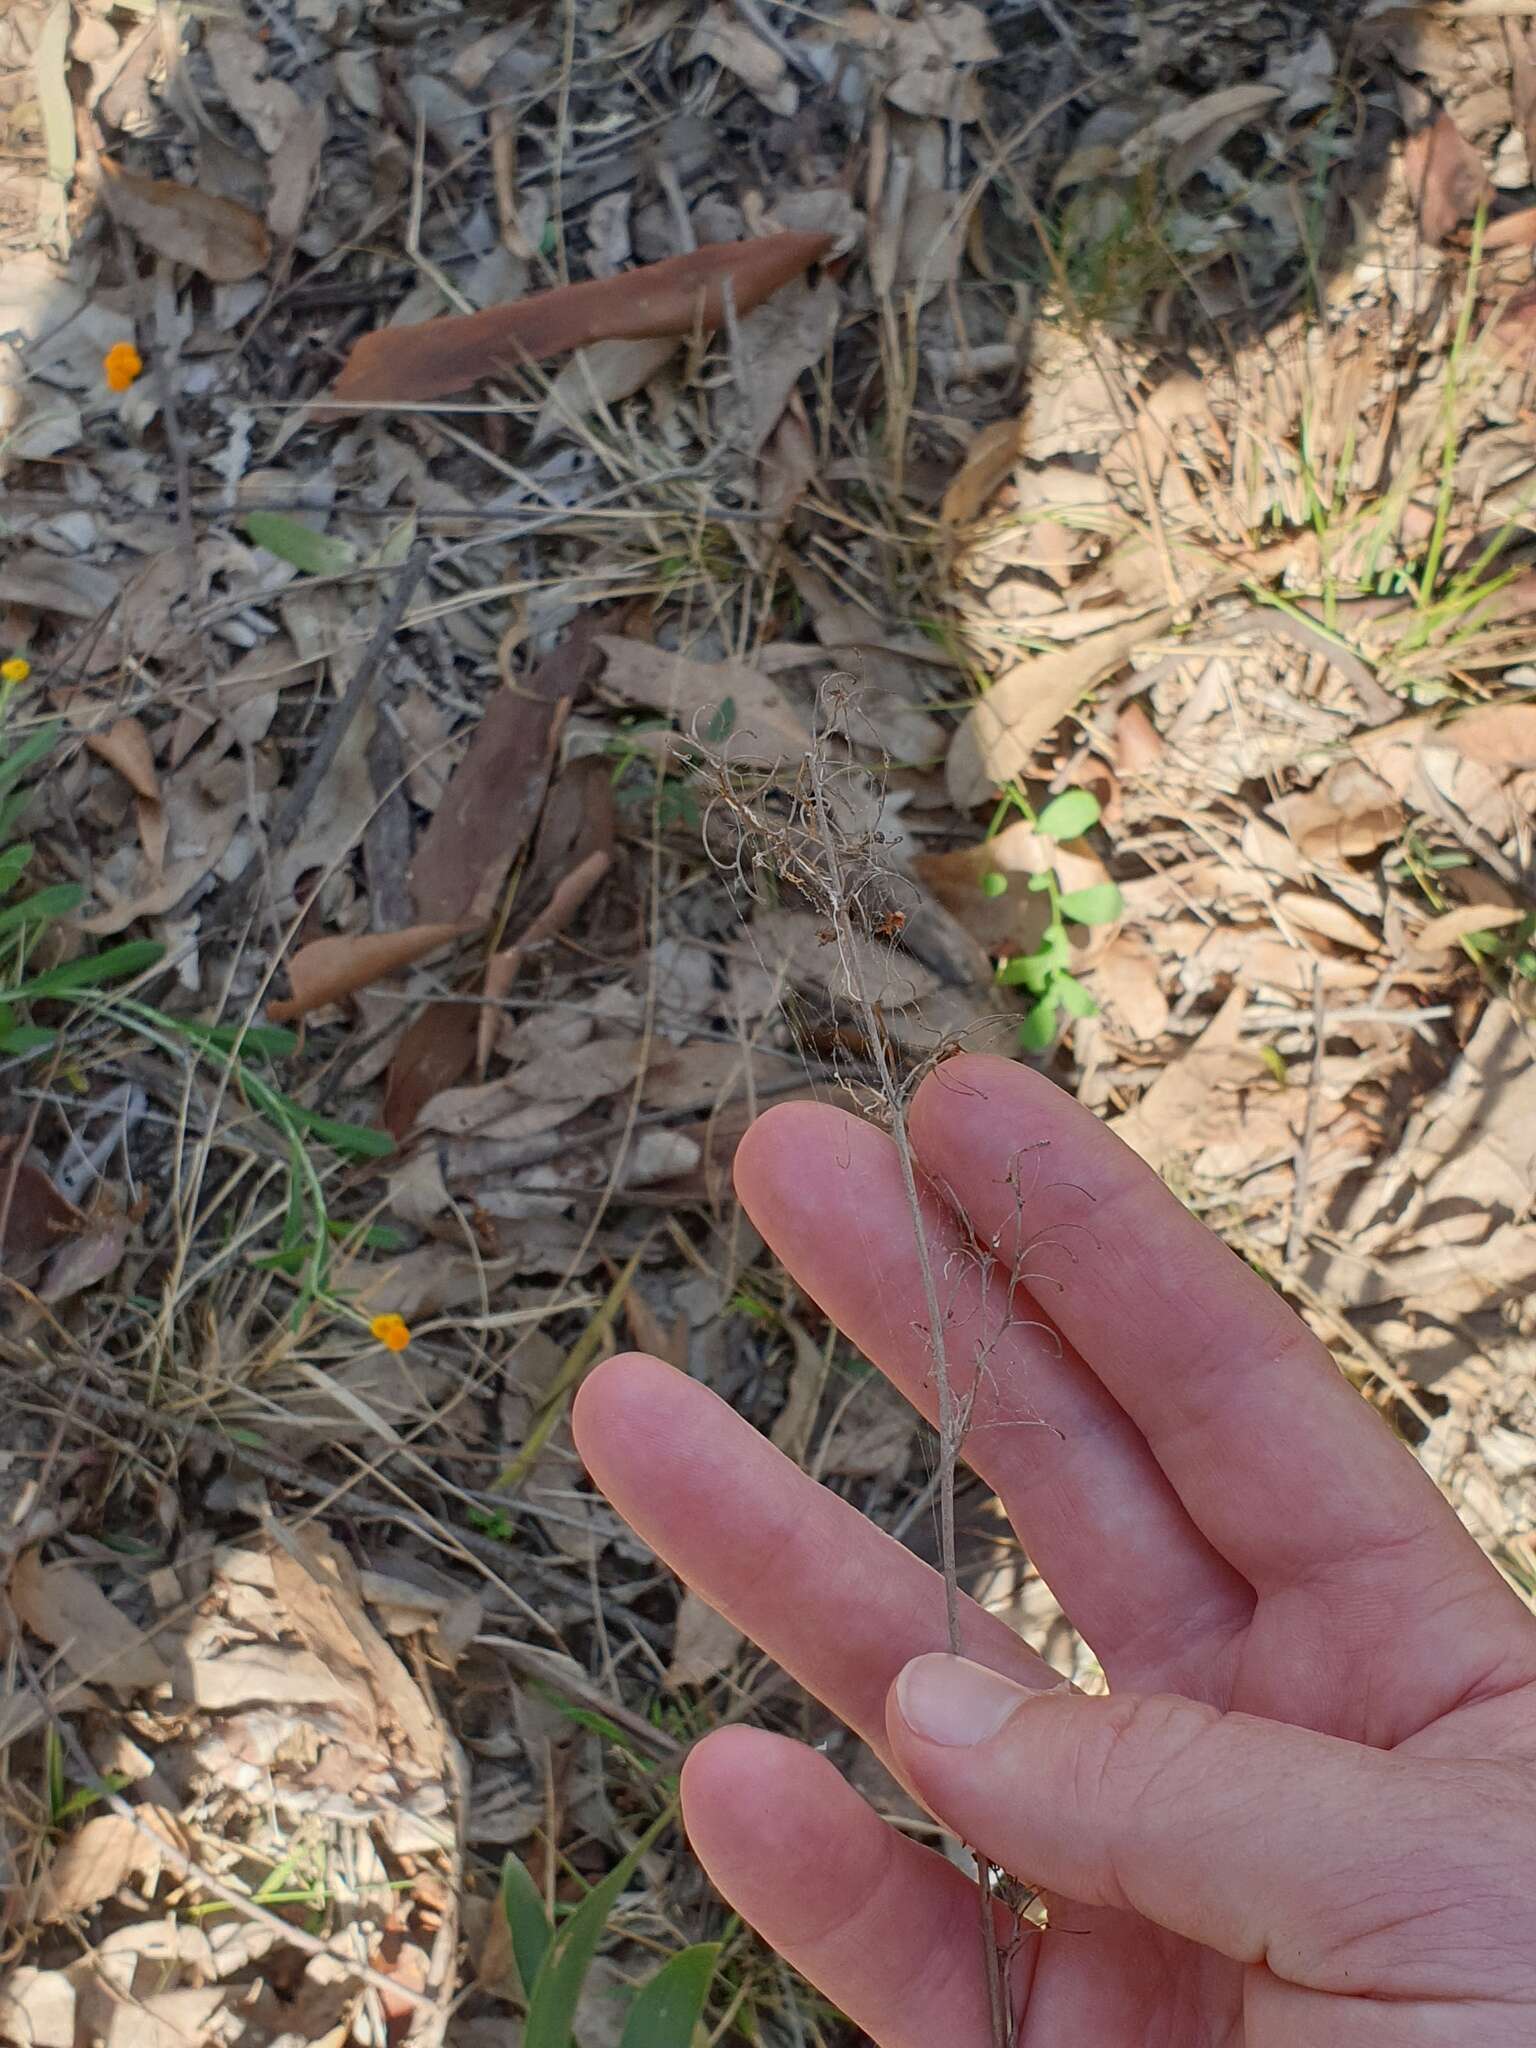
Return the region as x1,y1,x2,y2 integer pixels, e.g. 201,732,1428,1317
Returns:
801,733,1009,2047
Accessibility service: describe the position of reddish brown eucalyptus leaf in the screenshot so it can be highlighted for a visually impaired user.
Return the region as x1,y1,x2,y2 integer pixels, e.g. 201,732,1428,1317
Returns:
1402,111,1491,247
476,846,611,1075
410,615,604,923
384,1003,479,1141
320,231,833,412
268,920,477,1024
383,626,609,1132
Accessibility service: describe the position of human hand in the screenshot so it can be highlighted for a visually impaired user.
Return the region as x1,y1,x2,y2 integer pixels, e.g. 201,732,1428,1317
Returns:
573,1056,1536,2046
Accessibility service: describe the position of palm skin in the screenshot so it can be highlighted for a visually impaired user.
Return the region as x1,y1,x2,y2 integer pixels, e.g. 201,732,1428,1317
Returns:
574,1056,1536,2046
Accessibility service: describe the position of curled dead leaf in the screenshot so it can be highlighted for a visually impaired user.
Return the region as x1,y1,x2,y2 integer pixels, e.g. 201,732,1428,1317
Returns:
268,920,477,1024
1439,701,1536,768
322,231,832,412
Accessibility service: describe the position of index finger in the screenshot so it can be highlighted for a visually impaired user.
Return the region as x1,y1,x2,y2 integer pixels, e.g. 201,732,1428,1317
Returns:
905,1057,1535,1715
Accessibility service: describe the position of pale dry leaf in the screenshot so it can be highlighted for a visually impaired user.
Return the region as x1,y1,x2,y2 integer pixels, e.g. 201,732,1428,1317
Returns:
1276,891,1382,953
1408,901,1525,953
1440,700,1536,767
420,1038,644,1138
10,1550,169,1693
41,1810,171,1922
843,2,999,120
85,718,159,802
1093,935,1170,1041
720,275,839,460
100,163,270,282
0,1969,74,2048
532,335,677,444
1269,758,1404,865
683,5,796,114
948,614,1171,808
598,635,812,766
268,919,476,1024
270,1524,445,1775
1121,84,1282,187
665,1590,744,1689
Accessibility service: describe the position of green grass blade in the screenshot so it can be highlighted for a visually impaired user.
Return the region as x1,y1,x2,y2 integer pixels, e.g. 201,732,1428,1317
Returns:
618,1943,721,2048
9,939,163,1001
0,843,34,895
499,1854,553,2001
0,882,86,933
0,725,61,800
524,1808,676,2048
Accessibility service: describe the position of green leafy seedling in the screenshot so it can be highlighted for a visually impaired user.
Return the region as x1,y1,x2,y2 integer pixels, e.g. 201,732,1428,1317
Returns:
989,784,1123,1051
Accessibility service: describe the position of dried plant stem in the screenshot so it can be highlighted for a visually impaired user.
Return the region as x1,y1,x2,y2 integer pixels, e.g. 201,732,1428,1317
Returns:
804,751,1010,2048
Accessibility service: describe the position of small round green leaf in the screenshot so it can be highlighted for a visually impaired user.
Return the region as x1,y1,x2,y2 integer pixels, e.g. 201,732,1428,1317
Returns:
1019,990,1059,1050
1035,788,1101,841
980,870,1008,898
1026,871,1052,892
1057,882,1123,926
1054,972,1098,1020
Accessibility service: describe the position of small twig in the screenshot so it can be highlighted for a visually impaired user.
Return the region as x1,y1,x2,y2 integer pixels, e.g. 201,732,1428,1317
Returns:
1286,968,1328,1268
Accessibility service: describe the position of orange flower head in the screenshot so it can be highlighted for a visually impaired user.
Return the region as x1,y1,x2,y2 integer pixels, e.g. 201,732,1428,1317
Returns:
104,342,144,393
369,1312,411,1352
0,658,30,686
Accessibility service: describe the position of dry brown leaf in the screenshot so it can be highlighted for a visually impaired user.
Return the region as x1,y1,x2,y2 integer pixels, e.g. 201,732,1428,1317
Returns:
0,1145,83,1274
323,231,832,411
270,1524,444,1775
40,1200,131,1303
476,847,611,1076
85,719,158,803
1122,84,1282,187
947,614,1170,808
10,1550,169,1693
1093,936,1170,1042
665,1591,744,1689
1269,758,1404,866
598,635,812,765
1402,110,1492,246
99,161,271,281
411,617,601,923
420,1038,644,1139
1276,891,1382,953
1409,902,1526,953
1440,700,1536,767
624,1285,688,1371
41,1810,173,1922
683,6,796,113
759,395,818,532
940,417,1019,527
532,335,677,444
749,908,940,1010
268,920,476,1025
843,2,998,120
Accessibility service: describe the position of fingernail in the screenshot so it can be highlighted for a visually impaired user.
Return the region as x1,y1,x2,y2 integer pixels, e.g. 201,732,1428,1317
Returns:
896,1655,1030,1748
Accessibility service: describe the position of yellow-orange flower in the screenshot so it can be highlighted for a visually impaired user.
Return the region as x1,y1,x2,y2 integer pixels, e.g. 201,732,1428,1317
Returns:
369,1312,411,1352
104,342,143,392
0,658,29,686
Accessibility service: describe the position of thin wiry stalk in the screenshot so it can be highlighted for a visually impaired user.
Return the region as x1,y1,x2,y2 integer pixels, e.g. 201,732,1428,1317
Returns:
801,729,1010,2048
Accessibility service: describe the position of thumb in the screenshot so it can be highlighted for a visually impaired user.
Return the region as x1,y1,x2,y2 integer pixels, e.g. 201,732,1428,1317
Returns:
886,1654,1456,1973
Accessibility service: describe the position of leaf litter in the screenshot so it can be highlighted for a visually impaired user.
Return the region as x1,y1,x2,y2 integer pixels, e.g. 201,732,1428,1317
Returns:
3,0,1536,2040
